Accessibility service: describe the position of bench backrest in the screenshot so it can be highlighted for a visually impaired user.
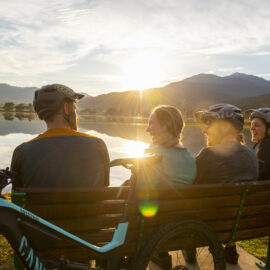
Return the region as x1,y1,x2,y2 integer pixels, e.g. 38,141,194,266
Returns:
14,181,270,263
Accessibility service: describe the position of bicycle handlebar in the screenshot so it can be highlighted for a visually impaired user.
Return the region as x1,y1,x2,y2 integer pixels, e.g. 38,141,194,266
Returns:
110,154,162,169
0,168,16,193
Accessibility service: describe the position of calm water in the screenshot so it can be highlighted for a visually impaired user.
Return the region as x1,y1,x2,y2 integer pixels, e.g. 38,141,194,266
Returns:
0,113,253,190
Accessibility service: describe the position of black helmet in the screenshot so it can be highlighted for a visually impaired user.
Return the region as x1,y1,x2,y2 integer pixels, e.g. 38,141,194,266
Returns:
244,108,270,124
195,104,244,130
33,84,84,120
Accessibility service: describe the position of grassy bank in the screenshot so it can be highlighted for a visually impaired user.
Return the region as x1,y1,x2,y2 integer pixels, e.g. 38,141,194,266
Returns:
0,235,13,270
239,237,268,262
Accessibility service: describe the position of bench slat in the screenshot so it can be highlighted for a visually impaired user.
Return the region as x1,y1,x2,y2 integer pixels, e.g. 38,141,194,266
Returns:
16,181,270,204
26,191,270,219
14,181,270,264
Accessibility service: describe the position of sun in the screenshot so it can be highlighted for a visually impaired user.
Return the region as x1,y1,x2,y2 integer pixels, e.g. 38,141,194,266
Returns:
121,53,164,90
124,140,148,158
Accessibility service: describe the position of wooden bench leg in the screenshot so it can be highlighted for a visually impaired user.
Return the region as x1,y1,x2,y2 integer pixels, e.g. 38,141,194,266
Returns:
256,236,270,270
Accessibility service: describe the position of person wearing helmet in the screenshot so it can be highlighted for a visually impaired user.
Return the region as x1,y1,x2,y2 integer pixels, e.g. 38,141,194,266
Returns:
245,108,270,180
11,84,110,188
194,103,258,185
193,104,258,265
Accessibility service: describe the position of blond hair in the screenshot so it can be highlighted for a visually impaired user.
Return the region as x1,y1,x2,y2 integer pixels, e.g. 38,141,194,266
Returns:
152,105,184,139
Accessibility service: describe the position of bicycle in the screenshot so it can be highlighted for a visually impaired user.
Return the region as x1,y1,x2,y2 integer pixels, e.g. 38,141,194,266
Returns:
0,155,225,270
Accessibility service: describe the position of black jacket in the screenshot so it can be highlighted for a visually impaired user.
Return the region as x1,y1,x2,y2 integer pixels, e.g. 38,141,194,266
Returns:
257,138,270,181
195,141,258,184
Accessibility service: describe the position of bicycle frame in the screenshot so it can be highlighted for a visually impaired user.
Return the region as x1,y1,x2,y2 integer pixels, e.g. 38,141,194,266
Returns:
0,197,129,270
0,170,139,270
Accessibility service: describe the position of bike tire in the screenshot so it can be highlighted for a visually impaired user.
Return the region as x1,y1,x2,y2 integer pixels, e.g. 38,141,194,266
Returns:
133,218,226,270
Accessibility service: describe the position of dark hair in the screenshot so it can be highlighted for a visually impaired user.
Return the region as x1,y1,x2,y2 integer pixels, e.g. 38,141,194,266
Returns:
259,118,270,138
153,105,184,139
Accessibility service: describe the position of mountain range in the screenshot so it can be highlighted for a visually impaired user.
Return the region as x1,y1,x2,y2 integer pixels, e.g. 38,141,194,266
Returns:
78,73,270,114
1,73,270,113
0,84,37,103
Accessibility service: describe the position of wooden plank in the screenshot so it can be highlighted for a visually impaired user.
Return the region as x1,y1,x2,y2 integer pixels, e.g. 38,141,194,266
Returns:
27,201,126,218
26,191,270,220
34,202,270,232
17,181,270,204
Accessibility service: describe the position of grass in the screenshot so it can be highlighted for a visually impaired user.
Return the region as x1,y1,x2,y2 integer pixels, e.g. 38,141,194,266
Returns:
0,235,13,270
0,193,13,270
238,237,268,263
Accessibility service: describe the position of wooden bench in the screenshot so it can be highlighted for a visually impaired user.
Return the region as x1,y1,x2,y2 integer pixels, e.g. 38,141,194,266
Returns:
12,180,270,269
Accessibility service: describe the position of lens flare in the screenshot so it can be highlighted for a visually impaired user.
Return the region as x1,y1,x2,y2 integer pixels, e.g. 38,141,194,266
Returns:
139,201,159,217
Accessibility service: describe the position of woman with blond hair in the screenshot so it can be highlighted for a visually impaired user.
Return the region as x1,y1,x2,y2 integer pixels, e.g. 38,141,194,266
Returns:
144,105,196,186
141,105,196,269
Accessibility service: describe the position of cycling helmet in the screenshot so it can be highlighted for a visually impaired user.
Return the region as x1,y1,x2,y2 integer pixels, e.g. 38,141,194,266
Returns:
195,104,244,130
33,84,84,119
244,108,270,124
245,108,270,138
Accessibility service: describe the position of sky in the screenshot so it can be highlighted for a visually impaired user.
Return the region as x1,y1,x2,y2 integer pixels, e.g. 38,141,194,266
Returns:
0,0,270,96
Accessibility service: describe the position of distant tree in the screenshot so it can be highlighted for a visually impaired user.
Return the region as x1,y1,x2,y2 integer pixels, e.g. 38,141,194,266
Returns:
15,103,26,112
105,107,118,115
3,102,15,112
26,103,35,112
3,112,14,121
88,108,97,114
142,110,151,117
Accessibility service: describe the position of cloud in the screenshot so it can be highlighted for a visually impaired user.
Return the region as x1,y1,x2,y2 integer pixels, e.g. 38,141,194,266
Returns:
0,0,270,91
216,67,244,73
258,73,270,79
254,52,270,56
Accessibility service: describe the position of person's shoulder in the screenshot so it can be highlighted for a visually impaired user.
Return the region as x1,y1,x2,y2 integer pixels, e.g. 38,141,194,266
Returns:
72,130,98,139
260,138,270,148
197,146,213,156
238,143,256,154
72,131,107,146
13,142,24,153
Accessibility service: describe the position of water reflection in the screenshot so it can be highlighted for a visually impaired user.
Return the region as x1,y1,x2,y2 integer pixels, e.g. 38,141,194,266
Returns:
2,112,36,121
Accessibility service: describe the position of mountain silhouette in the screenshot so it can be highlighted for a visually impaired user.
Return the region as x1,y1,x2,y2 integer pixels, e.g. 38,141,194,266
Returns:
78,73,270,113
1,73,270,113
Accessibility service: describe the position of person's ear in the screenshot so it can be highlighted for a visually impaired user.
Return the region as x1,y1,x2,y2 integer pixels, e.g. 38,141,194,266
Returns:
62,102,69,115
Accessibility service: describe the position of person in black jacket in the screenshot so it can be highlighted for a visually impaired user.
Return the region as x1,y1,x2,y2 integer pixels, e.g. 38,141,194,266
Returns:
193,104,258,265
11,84,110,188
245,108,270,180
194,104,258,185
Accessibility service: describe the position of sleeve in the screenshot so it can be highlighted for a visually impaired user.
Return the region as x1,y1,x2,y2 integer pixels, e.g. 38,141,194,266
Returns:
98,139,110,187
194,147,210,184
257,140,270,180
10,144,24,188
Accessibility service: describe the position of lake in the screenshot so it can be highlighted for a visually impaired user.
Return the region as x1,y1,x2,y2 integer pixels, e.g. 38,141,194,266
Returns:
0,113,254,190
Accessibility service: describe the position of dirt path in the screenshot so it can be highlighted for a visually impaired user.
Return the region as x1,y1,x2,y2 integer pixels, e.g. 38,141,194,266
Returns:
149,245,264,270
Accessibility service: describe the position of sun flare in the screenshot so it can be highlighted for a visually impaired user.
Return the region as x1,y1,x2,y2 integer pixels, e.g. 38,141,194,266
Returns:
121,53,164,90
124,140,148,158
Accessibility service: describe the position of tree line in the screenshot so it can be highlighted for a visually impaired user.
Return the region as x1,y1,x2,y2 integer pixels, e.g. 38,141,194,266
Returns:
1,102,35,112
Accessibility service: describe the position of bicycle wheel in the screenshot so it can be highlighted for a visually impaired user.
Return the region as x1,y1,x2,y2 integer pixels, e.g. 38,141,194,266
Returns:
133,218,225,270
